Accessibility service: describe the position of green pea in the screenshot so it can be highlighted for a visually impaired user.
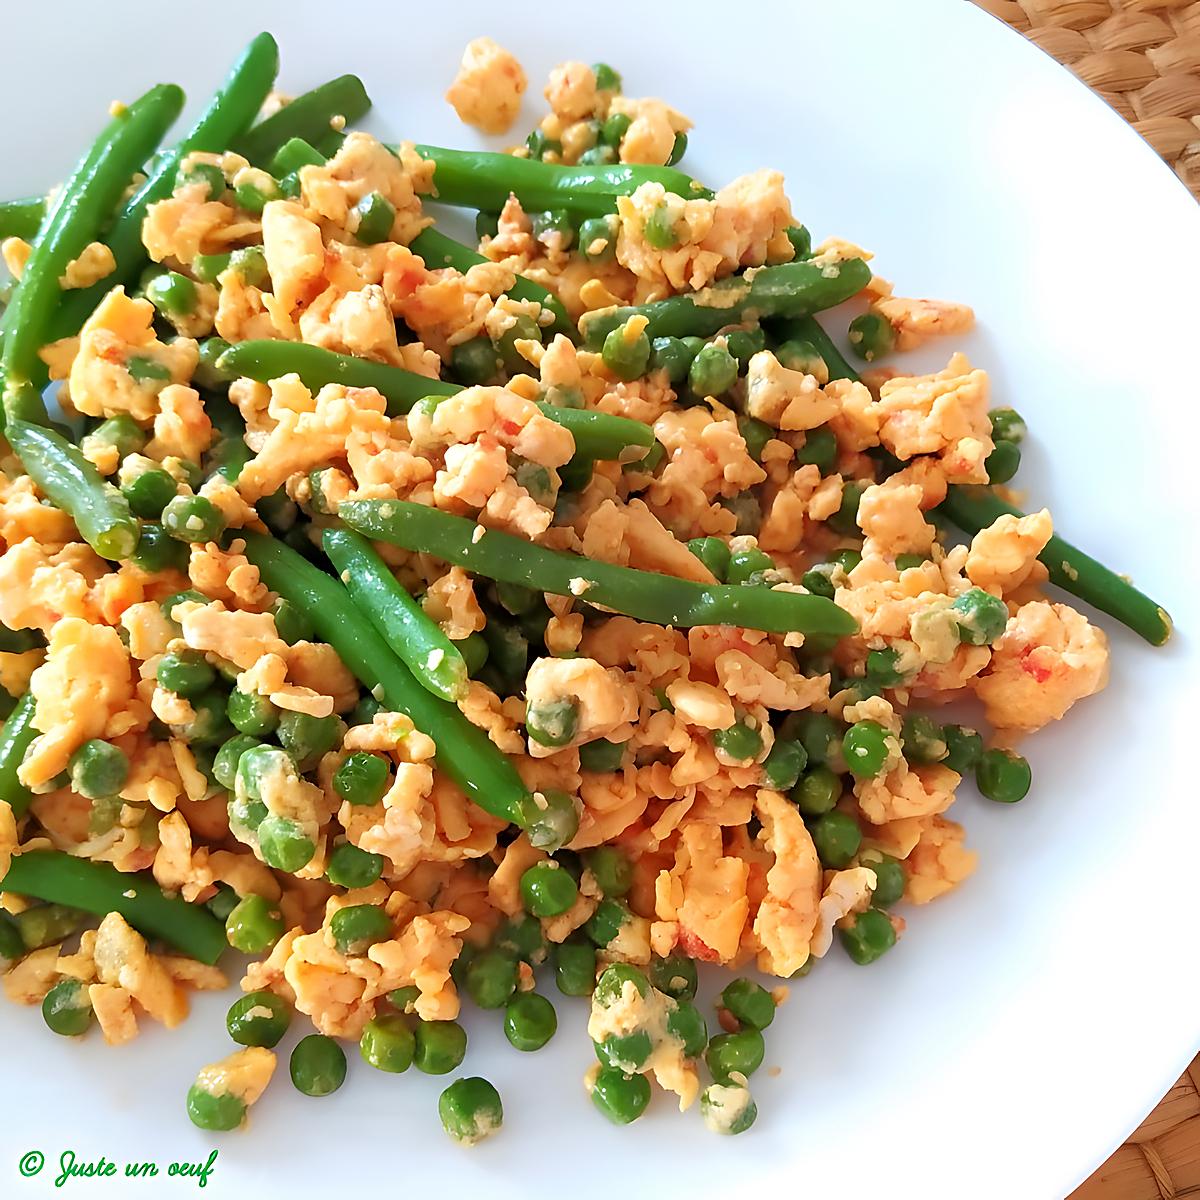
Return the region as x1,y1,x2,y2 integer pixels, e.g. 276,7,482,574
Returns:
146,270,198,318
802,567,836,599
0,914,23,963
495,312,542,373
531,209,575,250
186,1085,244,1132
578,738,625,773
579,214,618,262
271,596,314,645
721,978,776,1030
415,1020,469,1074
504,992,557,1052
466,950,518,1009
701,1082,758,1134
786,225,812,257
952,587,1009,646
130,523,187,573
156,649,216,698
553,937,597,997
831,549,862,577
706,1029,765,1083
205,884,240,923
360,1013,415,1073
602,320,652,381
795,425,839,473
41,978,93,1037
975,748,1031,803
714,720,763,763
525,129,562,160
257,487,297,534
388,986,420,1013
192,252,231,283
860,851,906,908
688,342,737,396
439,1077,503,1144
278,709,341,770
649,953,697,1002
122,468,178,518
354,191,395,244
290,1035,346,1097
592,62,623,92
643,203,678,249
726,546,775,586
810,809,862,869
348,694,383,727
828,482,864,535
901,713,947,765
88,412,146,458
791,765,842,818
583,846,632,897
450,337,502,387
686,536,730,581
591,1066,650,1125
474,211,500,241
847,311,895,362
162,494,227,544
577,145,616,165
177,159,225,199
842,720,892,779
776,338,827,378
526,698,580,748
896,553,928,571
333,751,390,807
840,907,897,964
600,111,631,147
942,724,983,774
234,176,281,214
724,327,766,367
523,787,580,852
127,355,173,387
258,815,316,874
649,334,696,383
330,904,392,955
226,990,291,1048
595,1030,652,1071
326,842,385,889
190,338,231,391
739,416,773,463
227,688,279,736
986,439,1021,484
989,407,1027,445
212,734,263,790
494,914,548,965
67,739,129,800
450,632,488,678
667,131,688,166
594,962,649,1007
178,688,232,745
780,712,839,766
585,897,631,948
15,904,84,951
666,999,708,1057
520,862,579,918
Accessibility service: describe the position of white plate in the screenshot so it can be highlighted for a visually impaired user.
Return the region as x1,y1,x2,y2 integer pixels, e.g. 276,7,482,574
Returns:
3,2,1199,1197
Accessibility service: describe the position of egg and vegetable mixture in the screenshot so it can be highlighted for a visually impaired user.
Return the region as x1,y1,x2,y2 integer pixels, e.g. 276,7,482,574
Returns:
0,33,1171,1142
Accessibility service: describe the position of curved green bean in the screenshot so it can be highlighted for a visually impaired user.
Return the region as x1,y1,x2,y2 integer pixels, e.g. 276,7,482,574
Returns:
578,258,872,349
5,420,139,560
410,226,572,335
322,527,468,703
234,74,371,165
48,33,280,350
1,82,185,423
936,486,1172,646
414,145,711,218
238,531,537,829
0,850,226,964
337,500,858,638
0,692,39,819
0,196,45,240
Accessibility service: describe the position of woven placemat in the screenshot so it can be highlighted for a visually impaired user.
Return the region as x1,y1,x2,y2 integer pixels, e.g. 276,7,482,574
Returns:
969,8,1200,1195
976,0,1200,199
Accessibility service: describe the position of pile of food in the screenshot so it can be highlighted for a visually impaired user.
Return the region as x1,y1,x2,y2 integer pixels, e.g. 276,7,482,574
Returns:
0,33,1170,1142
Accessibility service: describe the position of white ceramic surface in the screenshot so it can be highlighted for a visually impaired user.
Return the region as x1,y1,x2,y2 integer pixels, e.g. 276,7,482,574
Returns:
2,2,1198,1197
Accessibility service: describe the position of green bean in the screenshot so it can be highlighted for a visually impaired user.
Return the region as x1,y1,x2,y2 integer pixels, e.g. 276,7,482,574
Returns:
0,196,45,240
936,487,1171,646
410,227,572,335
579,258,871,349
768,314,858,382
338,500,857,638
237,531,552,841
1,83,185,422
215,341,653,458
322,527,468,702
234,75,370,165
1,850,225,963
414,144,711,219
5,420,138,560
48,34,280,357
0,692,38,819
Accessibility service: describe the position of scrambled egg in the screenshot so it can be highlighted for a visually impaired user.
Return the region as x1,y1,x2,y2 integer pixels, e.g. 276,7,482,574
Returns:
446,37,527,133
